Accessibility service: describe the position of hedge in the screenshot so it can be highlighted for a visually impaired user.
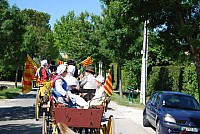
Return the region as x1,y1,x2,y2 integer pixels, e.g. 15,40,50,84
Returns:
147,65,199,101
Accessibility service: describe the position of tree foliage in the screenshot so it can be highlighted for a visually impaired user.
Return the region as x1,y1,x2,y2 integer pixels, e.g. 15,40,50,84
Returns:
101,0,200,99
54,11,91,60
22,9,57,61
0,1,27,83
0,1,56,85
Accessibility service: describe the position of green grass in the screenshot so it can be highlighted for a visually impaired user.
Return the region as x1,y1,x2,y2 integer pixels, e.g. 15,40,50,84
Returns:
110,93,145,109
0,86,22,99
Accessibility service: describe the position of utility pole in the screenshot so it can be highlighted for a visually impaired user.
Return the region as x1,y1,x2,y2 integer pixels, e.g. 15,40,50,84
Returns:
140,20,148,105
99,61,103,76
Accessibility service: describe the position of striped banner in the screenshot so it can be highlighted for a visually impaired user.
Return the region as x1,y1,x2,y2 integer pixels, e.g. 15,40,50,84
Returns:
104,70,113,96
22,54,38,94
81,56,92,66
58,60,64,65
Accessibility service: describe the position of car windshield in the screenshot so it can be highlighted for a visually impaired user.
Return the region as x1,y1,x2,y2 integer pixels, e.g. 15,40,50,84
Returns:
162,94,200,111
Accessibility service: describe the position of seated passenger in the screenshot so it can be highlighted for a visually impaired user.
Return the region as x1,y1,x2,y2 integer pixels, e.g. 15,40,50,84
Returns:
52,64,88,108
35,59,49,84
79,66,97,89
88,75,105,106
52,64,73,107
64,64,80,91
79,66,97,100
67,78,88,108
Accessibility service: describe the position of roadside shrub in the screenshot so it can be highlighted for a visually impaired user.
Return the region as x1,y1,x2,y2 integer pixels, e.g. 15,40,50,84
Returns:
147,66,183,96
182,64,198,101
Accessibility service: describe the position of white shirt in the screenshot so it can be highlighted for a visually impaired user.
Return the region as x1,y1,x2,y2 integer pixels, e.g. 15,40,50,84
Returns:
80,73,97,89
55,77,70,96
92,85,105,101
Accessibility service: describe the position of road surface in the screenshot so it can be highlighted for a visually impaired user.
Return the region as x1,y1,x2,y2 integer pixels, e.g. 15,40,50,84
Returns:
0,82,155,134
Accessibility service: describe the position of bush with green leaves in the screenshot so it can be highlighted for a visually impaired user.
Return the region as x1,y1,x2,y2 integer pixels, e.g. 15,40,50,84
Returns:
146,65,199,101
147,66,183,96
182,64,198,101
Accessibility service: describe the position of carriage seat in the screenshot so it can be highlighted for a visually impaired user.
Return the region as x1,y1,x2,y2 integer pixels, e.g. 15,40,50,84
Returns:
79,88,96,101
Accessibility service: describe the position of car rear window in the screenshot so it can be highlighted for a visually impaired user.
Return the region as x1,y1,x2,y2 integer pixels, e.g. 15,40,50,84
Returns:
162,94,200,110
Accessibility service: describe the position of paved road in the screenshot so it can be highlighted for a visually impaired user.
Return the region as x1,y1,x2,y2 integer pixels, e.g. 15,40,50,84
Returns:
0,82,155,134
0,89,42,134
0,81,22,87
104,102,155,134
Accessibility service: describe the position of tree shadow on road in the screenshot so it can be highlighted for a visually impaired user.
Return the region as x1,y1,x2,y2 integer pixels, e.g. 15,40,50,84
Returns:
0,106,35,121
0,123,42,134
15,89,38,99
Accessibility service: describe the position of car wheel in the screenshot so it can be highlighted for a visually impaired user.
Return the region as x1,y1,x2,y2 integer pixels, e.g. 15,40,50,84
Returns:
156,120,161,134
143,111,150,127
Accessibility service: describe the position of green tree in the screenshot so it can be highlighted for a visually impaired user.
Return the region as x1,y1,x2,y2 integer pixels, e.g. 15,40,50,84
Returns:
127,0,200,100
102,0,200,99
54,11,99,61
100,1,142,96
22,9,57,61
0,2,27,87
0,0,10,57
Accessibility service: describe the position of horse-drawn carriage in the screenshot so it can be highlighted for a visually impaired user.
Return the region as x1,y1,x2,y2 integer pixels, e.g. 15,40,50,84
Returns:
34,80,52,121
33,80,114,134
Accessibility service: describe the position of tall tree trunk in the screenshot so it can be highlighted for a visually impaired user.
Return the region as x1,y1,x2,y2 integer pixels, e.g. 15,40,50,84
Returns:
15,57,21,88
15,62,19,88
118,63,123,96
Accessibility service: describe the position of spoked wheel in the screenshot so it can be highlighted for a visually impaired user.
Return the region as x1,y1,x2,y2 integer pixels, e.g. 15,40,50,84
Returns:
42,112,47,134
35,90,40,121
106,115,114,134
51,123,59,134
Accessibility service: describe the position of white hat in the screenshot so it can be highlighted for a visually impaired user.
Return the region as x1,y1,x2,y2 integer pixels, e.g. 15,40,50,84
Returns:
68,77,79,86
64,62,68,66
56,64,67,75
67,65,75,75
41,60,48,66
95,75,105,83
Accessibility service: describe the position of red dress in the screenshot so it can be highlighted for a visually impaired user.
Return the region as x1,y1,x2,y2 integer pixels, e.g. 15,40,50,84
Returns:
40,68,49,83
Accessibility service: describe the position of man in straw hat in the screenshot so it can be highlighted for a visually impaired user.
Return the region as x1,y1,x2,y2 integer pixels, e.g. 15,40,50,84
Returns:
79,66,97,90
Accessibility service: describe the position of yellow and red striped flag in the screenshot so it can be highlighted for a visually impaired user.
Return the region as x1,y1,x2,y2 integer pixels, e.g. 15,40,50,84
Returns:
22,54,38,94
81,56,92,66
58,60,64,65
104,70,113,96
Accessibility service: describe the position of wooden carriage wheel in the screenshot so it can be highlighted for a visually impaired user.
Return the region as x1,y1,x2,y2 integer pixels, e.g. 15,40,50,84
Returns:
106,115,114,134
42,112,47,134
51,123,59,134
35,90,40,121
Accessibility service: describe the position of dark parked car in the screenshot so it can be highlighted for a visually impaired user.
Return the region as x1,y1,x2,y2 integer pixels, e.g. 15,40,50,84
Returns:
143,91,200,134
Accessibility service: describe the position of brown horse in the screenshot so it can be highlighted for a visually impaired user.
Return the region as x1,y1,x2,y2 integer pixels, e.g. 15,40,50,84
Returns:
57,122,78,134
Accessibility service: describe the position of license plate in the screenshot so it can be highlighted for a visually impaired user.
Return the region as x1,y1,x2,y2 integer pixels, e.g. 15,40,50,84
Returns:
181,127,198,132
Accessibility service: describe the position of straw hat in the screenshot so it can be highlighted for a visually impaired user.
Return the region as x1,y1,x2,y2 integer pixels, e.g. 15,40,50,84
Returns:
85,66,95,73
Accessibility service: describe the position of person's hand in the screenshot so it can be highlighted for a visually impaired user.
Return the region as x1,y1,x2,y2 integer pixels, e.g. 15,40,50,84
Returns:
76,86,80,90
65,94,70,102
79,73,84,79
